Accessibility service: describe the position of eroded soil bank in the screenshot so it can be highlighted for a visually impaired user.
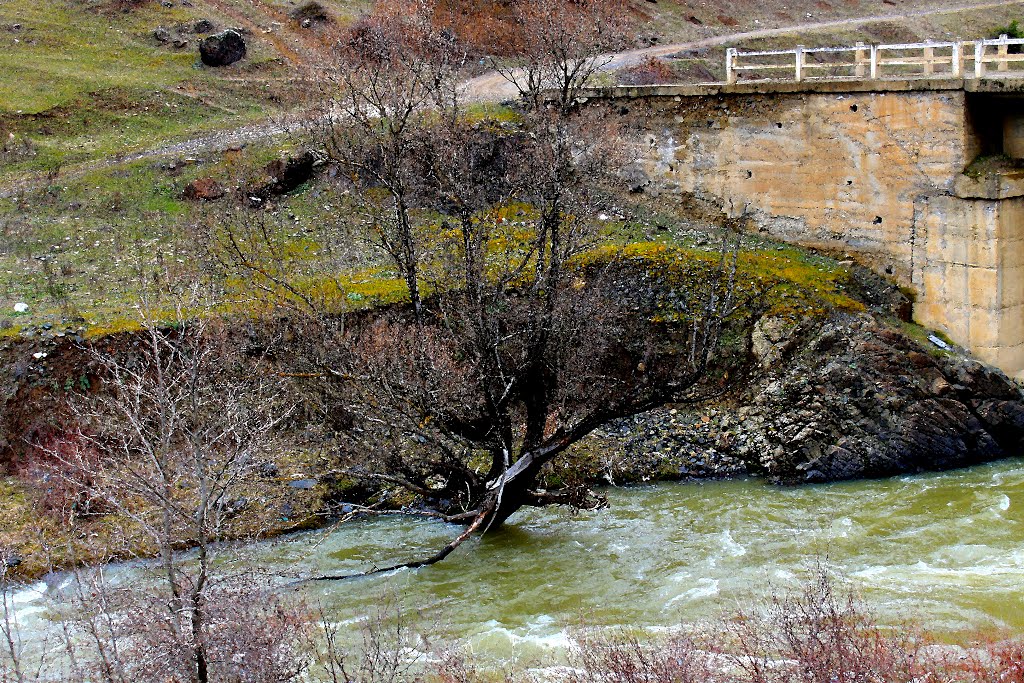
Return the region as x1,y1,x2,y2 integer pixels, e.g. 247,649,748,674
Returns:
2,263,1023,577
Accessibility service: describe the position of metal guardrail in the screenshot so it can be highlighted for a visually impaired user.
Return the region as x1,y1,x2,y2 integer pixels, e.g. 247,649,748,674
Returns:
725,35,1024,84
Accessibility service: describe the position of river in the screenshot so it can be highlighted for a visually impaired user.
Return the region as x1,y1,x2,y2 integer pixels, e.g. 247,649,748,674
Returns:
11,458,1024,666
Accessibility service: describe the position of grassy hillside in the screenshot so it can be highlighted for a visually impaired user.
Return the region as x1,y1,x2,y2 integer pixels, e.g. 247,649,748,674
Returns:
2,0,1024,333
0,0,367,178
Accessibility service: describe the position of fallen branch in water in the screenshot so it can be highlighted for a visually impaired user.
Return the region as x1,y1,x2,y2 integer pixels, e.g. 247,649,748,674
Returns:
307,504,491,581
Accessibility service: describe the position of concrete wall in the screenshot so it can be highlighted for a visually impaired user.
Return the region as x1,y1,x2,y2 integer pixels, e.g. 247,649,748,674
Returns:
620,89,979,285
916,194,1024,375
597,85,1024,378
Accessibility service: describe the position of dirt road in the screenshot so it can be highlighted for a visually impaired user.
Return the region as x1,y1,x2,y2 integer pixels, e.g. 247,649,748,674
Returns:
461,0,1024,101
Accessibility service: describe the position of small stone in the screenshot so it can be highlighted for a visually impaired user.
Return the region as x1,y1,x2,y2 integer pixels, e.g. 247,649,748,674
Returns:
13,302,28,313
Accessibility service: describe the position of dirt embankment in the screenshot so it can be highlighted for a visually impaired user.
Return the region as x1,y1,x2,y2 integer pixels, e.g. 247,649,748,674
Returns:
3,269,1024,578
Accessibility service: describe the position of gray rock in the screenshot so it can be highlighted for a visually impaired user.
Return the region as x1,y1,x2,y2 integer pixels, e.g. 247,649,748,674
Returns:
199,30,246,67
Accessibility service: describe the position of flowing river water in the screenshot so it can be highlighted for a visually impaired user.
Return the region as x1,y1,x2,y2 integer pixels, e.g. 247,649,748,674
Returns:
11,457,1024,667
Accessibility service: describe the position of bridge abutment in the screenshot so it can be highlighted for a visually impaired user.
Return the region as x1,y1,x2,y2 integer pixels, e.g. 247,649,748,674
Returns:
588,80,1024,378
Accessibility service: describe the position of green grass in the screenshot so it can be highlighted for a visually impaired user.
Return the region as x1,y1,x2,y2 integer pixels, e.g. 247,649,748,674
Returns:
0,0,312,179
0,85,276,178
0,0,198,115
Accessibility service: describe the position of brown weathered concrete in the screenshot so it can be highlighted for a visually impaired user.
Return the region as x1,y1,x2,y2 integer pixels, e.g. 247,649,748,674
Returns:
914,193,1024,374
590,82,1024,378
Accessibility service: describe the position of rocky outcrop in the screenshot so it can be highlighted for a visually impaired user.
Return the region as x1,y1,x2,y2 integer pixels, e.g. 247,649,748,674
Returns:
249,152,316,199
199,30,246,67
599,311,1024,484
739,314,1024,482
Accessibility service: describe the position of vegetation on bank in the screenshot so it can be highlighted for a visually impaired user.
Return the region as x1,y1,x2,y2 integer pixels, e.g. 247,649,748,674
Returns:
0,0,961,585
0,234,865,579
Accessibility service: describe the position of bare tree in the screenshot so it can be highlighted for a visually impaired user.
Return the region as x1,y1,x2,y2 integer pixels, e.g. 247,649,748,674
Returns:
491,0,631,113
310,0,466,321
47,295,300,683
213,0,748,576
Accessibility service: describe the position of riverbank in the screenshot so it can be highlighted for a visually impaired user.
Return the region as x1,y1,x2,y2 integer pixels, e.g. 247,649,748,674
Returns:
4,260,1024,581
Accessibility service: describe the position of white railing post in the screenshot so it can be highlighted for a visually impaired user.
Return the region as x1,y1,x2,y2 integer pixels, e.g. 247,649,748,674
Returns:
854,42,867,77
725,36,1015,86
726,48,737,85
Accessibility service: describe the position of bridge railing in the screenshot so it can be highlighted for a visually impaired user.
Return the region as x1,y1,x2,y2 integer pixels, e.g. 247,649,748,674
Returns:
725,35,1024,84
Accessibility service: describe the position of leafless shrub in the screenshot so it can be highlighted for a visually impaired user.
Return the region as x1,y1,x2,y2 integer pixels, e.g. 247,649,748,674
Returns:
33,290,298,683
18,430,109,525
106,571,310,683
316,594,430,683
721,568,921,683
566,627,723,683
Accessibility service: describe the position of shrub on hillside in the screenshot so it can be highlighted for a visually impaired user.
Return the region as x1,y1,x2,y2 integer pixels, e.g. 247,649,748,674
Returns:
618,56,679,85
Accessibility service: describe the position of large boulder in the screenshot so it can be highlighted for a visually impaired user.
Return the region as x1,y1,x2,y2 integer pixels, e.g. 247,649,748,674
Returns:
199,30,246,67
182,178,225,201
249,152,316,199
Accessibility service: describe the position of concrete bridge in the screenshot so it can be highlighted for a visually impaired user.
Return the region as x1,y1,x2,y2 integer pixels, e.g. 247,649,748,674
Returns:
581,38,1024,379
